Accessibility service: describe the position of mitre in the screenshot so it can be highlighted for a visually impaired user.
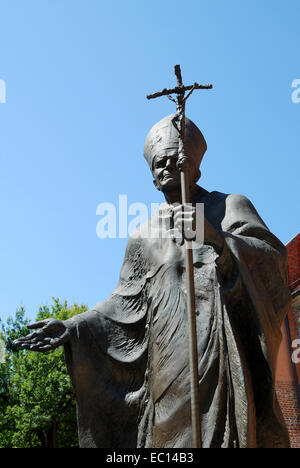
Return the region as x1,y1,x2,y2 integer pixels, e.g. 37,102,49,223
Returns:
144,114,207,170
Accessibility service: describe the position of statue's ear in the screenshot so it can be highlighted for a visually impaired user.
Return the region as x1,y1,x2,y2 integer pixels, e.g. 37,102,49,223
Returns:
153,179,161,191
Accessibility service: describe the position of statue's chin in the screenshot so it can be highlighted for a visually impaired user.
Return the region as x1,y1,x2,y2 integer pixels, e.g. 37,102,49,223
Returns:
160,179,181,192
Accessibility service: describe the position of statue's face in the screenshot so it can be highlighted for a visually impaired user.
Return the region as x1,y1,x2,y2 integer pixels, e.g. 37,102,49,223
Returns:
152,151,181,192
152,150,199,193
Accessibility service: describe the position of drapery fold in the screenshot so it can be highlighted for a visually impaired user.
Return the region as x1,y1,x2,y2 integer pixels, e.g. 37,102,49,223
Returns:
64,189,291,448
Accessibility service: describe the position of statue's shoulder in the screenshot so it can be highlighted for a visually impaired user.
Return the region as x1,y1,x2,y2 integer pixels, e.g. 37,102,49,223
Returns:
208,190,250,206
127,217,154,244
127,202,166,245
205,190,256,213
199,188,260,230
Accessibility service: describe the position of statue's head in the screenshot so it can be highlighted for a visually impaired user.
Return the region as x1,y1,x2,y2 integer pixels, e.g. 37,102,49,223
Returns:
144,114,207,193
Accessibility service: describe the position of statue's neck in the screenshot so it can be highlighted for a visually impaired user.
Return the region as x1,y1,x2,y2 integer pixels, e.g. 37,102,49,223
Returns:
163,184,200,205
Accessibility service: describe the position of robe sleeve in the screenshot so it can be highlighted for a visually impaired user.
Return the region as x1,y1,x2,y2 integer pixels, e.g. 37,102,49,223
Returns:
217,193,291,323
63,233,154,447
206,192,291,447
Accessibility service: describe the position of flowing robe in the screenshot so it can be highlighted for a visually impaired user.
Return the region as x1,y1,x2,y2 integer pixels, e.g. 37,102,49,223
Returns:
64,188,291,448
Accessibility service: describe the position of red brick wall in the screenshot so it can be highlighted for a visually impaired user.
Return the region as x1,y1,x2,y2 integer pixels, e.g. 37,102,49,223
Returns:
275,233,300,448
287,234,300,293
276,381,300,448
286,234,300,381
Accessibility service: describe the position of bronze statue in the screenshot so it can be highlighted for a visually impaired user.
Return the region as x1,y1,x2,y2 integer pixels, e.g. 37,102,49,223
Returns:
14,67,291,448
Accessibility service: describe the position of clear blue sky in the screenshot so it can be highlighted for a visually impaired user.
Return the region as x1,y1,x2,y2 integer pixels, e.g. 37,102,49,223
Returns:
0,0,299,322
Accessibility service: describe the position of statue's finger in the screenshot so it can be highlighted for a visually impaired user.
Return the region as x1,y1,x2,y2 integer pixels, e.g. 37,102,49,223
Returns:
173,205,183,214
13,335,47,349
13,332,38,344
35,339,62,352
42,337,52,344
20,343,32,349
49,338,62,348
25,330,46,342
173,204,193,213
27,319,51,330
50,331,69,347
28,332,41,340
28,336,51,347
36,344,54,352
13,338,22,345
173,212,194,222
29,343,47,351
174,215,194,223
35,341,47,347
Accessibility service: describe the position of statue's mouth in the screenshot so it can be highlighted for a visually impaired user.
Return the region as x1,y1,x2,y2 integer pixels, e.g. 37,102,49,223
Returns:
162,172,178,181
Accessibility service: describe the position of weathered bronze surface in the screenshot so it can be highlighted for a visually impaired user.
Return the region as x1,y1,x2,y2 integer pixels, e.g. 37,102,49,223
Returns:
14,71,291,448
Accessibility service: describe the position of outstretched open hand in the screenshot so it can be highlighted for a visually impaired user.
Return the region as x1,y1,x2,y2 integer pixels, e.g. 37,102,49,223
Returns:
13,319,70,352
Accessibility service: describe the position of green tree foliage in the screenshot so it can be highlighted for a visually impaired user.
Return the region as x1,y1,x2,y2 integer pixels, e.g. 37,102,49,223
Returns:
0,298,88,448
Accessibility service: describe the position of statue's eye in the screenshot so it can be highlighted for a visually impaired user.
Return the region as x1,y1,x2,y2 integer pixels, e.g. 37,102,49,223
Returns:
156,160,165,168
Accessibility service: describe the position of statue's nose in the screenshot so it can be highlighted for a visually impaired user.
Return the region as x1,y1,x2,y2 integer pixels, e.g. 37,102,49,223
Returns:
166,158,175,169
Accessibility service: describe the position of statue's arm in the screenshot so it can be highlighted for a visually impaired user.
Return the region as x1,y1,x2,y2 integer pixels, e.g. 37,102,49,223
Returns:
200,192,286,283
216,194,290,311
221,193,286,253
14,234,146,353
202,193,282,257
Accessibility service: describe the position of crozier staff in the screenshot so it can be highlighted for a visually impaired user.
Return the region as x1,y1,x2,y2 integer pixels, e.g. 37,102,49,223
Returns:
147,64,213,448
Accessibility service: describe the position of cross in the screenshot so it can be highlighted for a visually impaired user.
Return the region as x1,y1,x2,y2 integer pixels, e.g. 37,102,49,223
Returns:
147,64,212,183
146,65,213,449
146,64,212,101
